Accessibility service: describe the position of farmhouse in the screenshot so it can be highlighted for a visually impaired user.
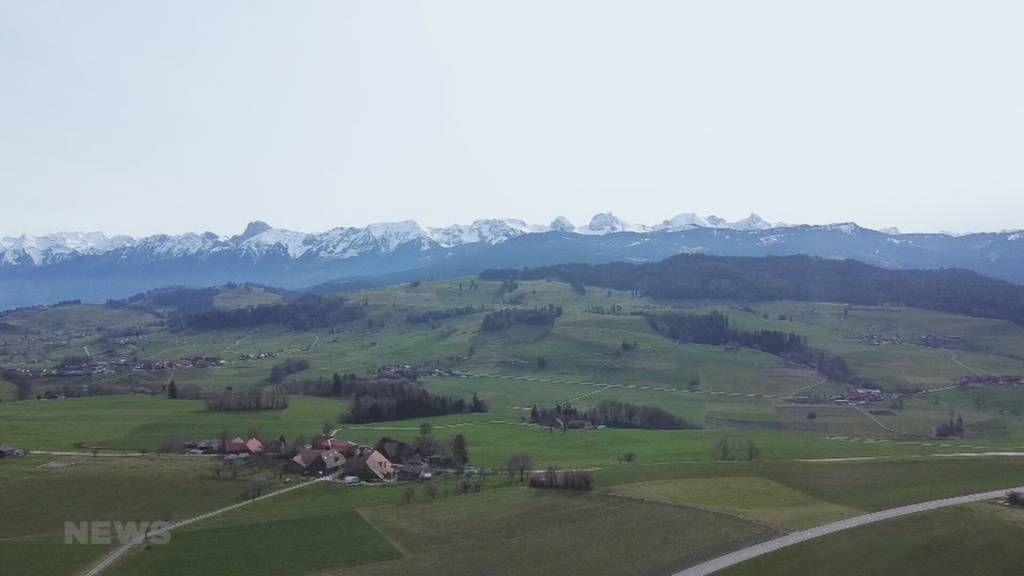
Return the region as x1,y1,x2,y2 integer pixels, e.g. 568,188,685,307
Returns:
374,437,421,465
245,437,265,455
343,449,394,482
313,435,359,456
284,449,346,475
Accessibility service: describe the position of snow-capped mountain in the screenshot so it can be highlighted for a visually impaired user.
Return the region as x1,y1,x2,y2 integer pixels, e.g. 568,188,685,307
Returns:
0,212,785,268
2,212,1023,309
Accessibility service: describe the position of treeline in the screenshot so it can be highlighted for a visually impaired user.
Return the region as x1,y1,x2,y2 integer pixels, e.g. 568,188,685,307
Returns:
481,254,1024,325
530,400,697,430
347,384,488,423
406,306,482,324
205,386,289,411
480,305,563,331
269,359,310,383
648,311,806,356
180,294,367,330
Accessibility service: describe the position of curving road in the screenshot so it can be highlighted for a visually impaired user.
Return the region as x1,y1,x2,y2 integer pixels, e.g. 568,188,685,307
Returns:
673,485,1024,576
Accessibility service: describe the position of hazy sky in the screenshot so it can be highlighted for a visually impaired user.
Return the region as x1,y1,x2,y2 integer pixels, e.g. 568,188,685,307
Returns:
2,1,1022,237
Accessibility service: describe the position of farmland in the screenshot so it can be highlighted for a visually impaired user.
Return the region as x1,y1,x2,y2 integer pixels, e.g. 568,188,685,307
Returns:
4,277,1024,575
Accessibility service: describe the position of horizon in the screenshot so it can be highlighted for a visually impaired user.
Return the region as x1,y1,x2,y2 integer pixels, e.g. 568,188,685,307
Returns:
0,211,1014,240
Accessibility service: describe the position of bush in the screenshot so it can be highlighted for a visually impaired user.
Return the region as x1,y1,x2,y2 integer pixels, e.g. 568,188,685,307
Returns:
528,469,593,491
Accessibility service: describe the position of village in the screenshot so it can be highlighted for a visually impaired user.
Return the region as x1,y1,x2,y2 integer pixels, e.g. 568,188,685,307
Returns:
182,430,450,485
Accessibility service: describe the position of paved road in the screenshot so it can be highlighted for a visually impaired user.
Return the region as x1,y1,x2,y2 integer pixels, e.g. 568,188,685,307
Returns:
673,485,1024,576
79,473,338,576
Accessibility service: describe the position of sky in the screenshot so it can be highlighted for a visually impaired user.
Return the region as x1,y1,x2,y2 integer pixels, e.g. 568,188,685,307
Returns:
1,1,1022,237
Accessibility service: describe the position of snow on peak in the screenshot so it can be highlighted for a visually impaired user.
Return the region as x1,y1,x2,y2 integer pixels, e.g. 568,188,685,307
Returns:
730,213,772,231
429,219,534,247
549,216,575,232
657,213,710,231
240,221,273,239
579,213,648,234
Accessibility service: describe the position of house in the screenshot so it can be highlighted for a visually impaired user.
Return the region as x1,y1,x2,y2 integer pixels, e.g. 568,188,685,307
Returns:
284,449,346,475
374,437,421,465
226,437,249,454
0,444,25,458
327,438,359,456
245,437,265,455
343,449,394,482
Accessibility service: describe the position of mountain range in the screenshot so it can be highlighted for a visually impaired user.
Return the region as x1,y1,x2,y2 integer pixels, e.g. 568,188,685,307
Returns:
2,212,1022,309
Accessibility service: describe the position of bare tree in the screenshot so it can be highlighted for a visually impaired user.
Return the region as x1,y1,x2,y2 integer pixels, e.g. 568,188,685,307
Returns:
507,453,534,482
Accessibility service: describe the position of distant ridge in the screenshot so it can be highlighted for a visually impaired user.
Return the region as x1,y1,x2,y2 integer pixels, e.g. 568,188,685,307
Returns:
1,213,1023,309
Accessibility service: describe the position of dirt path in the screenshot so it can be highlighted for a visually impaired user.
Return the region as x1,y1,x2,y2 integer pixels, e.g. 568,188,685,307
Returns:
949,350,979,375
672,485,1024,576
222,333,251,354
79,473,338,576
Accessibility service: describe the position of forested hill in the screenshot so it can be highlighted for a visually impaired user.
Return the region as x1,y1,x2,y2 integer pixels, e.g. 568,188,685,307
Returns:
480,254,1024,325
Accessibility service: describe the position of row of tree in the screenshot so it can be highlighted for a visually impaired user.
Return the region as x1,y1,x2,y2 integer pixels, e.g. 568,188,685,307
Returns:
480,305,563,331
346,386,488,423
529,399,698,430
528,468,593,491
205,386,289,411
405,306,482,324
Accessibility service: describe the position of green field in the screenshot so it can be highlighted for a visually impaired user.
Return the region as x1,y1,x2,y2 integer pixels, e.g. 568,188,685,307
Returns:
5,277,1024,575
722,503,1024,576
0,455,260,576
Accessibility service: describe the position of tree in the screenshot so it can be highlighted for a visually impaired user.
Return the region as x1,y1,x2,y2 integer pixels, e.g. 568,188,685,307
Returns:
424,481,439,500
416,423,437,456
249,473,273,500
451,433,469,467
167,380,178,399
507,453,534,482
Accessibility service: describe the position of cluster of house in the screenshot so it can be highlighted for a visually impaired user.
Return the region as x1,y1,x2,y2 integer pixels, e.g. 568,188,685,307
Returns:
832,388,888,405
285,435,434,483
183,434,433,483
857,334,903,346
44,356,224,377
237,352,280,361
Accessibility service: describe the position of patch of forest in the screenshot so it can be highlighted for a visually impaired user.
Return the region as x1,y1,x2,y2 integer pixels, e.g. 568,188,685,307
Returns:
480,305,563,331
286,372,489,423
178,294,367,330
